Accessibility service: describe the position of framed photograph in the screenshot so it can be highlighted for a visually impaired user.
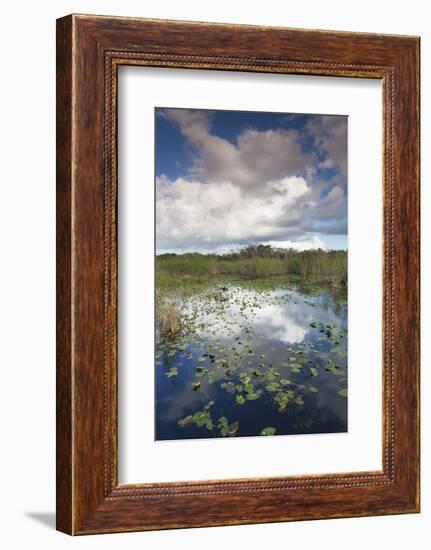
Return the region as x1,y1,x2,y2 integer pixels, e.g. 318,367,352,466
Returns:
56,14,420,535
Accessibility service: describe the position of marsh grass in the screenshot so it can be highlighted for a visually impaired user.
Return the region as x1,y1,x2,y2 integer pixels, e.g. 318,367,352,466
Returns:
156,246,347,291
156,292,183,336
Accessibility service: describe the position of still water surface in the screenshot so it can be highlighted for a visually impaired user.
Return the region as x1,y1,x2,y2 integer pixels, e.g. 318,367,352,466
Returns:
155,281,347,440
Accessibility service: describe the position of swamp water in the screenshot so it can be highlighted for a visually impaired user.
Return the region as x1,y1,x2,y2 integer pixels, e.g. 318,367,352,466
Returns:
155,280,347,440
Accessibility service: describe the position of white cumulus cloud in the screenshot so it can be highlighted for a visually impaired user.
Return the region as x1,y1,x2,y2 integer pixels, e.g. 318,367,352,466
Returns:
262,235,327,251
156,174,311,251
156,109,347,252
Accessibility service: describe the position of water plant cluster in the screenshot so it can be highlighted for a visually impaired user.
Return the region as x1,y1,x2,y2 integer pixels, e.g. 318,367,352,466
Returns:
156,280,348,440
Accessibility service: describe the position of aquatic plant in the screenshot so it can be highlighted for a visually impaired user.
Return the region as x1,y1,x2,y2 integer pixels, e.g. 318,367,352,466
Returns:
156,279,348,440
156,292,183,336
260,427,277,436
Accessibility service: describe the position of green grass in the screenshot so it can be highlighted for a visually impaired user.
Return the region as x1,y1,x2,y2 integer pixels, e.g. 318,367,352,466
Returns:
156,246,347,292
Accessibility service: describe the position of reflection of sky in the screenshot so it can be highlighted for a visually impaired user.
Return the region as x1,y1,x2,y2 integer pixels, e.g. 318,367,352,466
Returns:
158,382,209,423
185,287,345,346
256,303,307,343
157,286,348,438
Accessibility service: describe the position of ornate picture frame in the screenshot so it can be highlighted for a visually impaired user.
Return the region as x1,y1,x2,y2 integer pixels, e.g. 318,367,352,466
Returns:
56,14,420,534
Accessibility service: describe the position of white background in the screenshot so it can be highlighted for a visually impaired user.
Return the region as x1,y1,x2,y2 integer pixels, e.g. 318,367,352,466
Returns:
119,67,382,483
0,1,428,548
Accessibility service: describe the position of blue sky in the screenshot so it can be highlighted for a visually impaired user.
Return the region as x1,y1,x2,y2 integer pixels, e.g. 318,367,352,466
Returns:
155,107,347,254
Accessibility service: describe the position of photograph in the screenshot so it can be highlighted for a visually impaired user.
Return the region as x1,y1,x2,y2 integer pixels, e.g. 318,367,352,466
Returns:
0,1,423,544
155,107,348,440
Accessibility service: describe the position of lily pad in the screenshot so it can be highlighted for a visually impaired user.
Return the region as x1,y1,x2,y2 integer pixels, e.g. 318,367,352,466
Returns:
192,410,211,427
226,421,239,437
165,367,178,378
326,362,343,375
266,382,281,392
218,416,228,428
177,415,193,428
260,427,276,436
289,363,302,373
245,392,261,400
195,366,208,377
